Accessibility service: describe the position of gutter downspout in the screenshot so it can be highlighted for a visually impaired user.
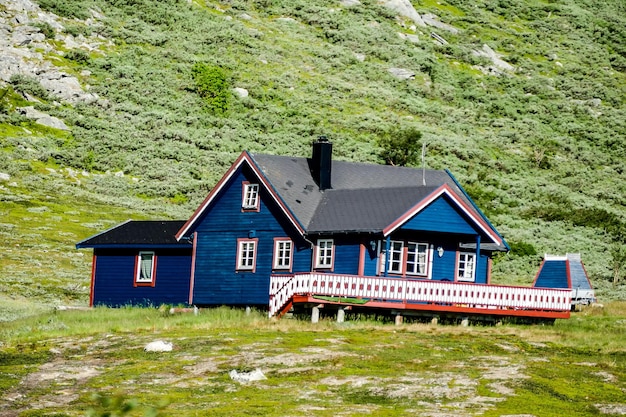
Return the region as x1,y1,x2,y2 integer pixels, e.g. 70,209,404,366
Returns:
475,234,481,283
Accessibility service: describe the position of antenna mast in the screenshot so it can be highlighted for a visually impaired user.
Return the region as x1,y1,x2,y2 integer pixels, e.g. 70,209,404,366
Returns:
421,142,427,186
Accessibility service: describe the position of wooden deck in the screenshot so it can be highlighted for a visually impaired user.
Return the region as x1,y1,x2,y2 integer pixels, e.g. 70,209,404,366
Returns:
269,273,571,320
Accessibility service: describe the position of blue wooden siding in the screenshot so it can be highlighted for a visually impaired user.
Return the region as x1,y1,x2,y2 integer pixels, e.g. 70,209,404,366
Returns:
401,195,480,236
192,167,311,306
535,260,569,289
93,248,191,307
328,236,361,274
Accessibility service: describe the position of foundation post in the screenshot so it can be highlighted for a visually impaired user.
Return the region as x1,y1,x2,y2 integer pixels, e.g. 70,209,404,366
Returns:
311,306,320,323
337,308,345,323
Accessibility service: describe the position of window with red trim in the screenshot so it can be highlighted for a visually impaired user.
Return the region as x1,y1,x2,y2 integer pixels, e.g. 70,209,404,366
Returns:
315,239,334,269
457,252,476,282
273,238,293,270
135,251,156,286
237,238,258,272
242,182,260,211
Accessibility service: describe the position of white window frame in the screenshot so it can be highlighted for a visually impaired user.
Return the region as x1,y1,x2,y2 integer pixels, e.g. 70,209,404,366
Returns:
457,252,476,282
388,240,404,274
315,239,334,269
135,251,156,285
273,238,293,270
406,242,429,276
242,182,259,210
237,238,258,271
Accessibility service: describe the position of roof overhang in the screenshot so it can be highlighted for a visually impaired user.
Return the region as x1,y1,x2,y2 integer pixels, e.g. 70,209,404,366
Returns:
175,151,305,240
76,244,191,249
382,184,505,248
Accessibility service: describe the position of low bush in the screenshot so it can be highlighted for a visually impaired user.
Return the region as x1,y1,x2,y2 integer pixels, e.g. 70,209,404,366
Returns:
191,63,231,115
8,75,49,100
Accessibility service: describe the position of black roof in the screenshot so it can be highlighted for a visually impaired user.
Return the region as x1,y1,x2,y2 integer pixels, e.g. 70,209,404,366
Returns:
76,220,188,248
308,186,440,233
250,153,478,234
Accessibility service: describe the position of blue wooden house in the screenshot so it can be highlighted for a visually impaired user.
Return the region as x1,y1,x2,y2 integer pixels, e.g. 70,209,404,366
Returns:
77,138,572,320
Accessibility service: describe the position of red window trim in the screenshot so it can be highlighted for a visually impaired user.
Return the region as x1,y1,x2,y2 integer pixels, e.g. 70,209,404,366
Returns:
272,237,293,272
134,251,157,287
241,181,260,212
236,238,258,272
455,251,476,283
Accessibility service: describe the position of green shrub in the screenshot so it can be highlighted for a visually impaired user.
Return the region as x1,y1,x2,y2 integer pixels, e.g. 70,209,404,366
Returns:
34,22,55,39
65,49,91,65
36,0,90,19
64,22,91,38
509,241,538,257
8,74,49,100
191,63,231,115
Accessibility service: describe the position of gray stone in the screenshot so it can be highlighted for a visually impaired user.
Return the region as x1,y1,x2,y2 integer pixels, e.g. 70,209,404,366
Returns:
233,87,249,98
388,67,415,80
405,34,419,43
340,0,361,7
18,106,69,130
422,13,459,34
472,44,514,73
0,172,10,181
37,115,69,130
380,0,426,27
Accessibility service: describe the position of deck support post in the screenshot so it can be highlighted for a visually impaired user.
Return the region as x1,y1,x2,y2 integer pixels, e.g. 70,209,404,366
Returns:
311,306,320,324
395,314,403,326
245,306,251,315
461,317,469,327
337,308,345,323
431,316,438,326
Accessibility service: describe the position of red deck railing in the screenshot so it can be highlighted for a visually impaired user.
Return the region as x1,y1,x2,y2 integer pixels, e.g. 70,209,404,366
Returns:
269,273,572,318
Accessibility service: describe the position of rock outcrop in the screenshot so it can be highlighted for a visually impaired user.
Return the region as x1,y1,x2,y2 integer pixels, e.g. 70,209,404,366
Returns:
0,0,112,106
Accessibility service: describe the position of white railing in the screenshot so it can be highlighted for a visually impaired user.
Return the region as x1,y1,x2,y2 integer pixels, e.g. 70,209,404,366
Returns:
269,273,572,317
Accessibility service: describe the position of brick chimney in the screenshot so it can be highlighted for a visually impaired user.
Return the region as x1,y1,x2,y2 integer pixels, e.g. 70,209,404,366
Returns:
311,136,332,190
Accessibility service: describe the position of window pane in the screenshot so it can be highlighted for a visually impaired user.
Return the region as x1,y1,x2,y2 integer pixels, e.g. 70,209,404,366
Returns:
458,253,475,281
317,239,333,267
406,242,428,275
274,240,292,269
238,241,256,270
243,184,259,209
137,252,154,282
388,241,403,273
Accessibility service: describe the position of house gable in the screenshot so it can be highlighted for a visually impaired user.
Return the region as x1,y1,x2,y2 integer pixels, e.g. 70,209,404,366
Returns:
383,185,504,248
176,151,305,240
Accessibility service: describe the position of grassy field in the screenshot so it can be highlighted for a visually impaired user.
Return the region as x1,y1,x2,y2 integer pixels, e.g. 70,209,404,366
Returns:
1,303,625,416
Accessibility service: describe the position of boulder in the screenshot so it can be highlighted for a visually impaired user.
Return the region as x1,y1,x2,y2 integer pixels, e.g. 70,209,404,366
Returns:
380,0,426,27
388,67,415,80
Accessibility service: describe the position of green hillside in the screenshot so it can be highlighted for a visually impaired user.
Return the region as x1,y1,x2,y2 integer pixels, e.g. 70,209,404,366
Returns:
1,0,625,315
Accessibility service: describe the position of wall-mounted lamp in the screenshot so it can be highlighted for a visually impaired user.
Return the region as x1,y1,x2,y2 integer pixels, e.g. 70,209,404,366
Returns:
437,246,444,257
248,230,256,238
369,240,377,252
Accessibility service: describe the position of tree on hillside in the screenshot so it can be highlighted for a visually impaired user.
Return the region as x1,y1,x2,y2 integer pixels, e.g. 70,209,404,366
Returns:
378,127,423,167
611,243,626,287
